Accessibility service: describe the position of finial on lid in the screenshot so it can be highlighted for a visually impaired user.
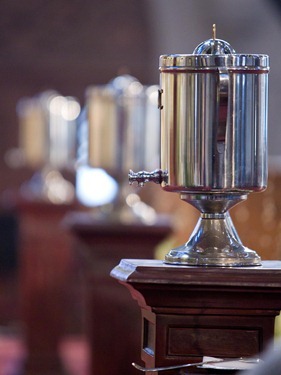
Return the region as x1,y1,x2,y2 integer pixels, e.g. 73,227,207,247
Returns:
212,24,216,40
193,24,235,55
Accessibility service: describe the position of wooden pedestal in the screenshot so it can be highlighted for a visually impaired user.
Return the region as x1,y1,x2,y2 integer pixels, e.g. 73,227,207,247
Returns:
1,193,84,375
111,259,281,374
64,212,171,375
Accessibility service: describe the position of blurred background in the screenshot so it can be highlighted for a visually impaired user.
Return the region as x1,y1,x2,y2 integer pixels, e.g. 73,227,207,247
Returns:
0,1,281,374
1,0,281,193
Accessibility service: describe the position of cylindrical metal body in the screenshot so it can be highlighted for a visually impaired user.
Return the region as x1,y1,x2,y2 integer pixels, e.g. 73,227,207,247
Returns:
159,52,269,193
127,37,270,265
17,91,80,170
86,75,160,181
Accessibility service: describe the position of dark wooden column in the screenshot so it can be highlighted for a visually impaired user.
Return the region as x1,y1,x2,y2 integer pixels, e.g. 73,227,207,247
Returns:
2,194,85,375
64,211,171,375
111,259,281,374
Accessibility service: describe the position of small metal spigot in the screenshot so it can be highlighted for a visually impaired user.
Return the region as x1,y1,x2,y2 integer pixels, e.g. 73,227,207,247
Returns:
128,169,168,187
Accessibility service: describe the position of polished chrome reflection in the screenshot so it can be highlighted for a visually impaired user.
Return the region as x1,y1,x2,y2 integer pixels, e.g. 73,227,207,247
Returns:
165,193,260,266
130,32,269,266
159,61,268,193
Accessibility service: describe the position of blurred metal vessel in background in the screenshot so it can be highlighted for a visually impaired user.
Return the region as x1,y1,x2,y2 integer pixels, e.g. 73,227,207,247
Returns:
14,91,81,203
76,75,160,223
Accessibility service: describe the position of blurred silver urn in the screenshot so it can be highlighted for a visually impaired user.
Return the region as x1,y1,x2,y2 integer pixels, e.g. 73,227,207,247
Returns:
13,91,80,203
76,74,160,223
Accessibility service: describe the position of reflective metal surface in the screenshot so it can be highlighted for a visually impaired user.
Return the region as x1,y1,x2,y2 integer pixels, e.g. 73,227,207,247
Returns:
86,75,160,181
15,91,80,203
17,91,80,171
129,169,168,187
159,52,269,193
130,32,269,266
77,75,161,223
160,53,269,70
165,193,261,266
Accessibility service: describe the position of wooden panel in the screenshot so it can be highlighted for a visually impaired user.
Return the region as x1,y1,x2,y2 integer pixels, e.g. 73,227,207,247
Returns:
168,327,259,357
112,259,281,373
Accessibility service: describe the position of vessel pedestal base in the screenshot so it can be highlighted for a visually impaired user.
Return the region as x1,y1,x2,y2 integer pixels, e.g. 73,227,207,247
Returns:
111,259,281,374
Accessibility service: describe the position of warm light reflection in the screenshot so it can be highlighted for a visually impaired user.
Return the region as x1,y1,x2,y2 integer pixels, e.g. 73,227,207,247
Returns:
49,95,81,120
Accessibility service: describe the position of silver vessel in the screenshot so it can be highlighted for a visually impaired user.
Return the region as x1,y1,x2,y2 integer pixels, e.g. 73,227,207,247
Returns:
129,28,269,266
16,91,80,203
77,75,160,223
86,75,160,179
